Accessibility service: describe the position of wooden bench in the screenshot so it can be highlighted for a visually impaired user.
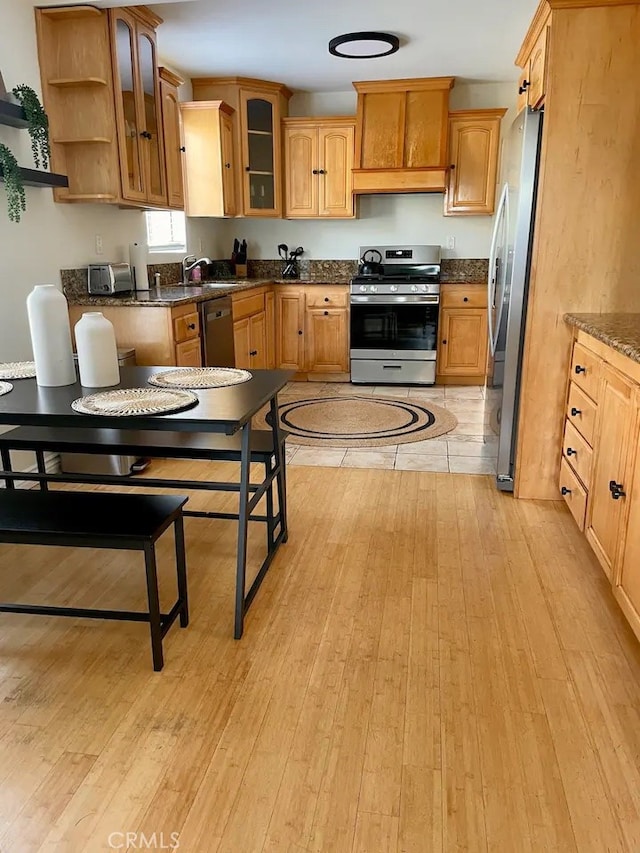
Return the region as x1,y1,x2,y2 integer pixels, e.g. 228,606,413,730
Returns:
0,489,189,671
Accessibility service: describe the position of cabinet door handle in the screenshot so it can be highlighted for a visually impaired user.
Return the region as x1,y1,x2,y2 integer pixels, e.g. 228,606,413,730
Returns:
245,166,251,172
312,169,319,175
324,310,329,316
518,80,530,94
449,164,455,170
570,407,581,416
324,297,329,302
188,323,196,330
566,447,576,457
298,330,303,336
575,364,586,374
463,297,469,302
561,486,571,496
609,480,626,500
225,162,231,168
250,350,258,356
180,146,186,152
442,339,447,345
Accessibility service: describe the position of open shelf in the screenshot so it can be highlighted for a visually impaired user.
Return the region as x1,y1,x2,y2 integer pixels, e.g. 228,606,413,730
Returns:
53,137,112,144
0,166,69,189
0,100,29,130
48,77,108,88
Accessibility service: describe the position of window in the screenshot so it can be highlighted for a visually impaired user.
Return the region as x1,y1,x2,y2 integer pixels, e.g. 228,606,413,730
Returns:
145,210,186,252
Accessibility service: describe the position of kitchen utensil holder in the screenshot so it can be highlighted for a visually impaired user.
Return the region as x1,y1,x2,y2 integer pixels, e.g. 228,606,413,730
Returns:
234,263,247,278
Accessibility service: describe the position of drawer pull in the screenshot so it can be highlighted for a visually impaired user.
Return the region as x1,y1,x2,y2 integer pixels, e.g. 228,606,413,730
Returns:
609,480,626,500
561,486,571,496
250,350,258,357
324,297,329,302
298,330,303,336
324,310,329,316
575,365,586,375
570,407,581,416
188,323,196,330
463,297,469,302
566,447,576,457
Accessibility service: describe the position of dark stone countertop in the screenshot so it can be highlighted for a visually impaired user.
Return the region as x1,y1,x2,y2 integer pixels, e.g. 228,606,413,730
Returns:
564,313,640,364
66,278,352,308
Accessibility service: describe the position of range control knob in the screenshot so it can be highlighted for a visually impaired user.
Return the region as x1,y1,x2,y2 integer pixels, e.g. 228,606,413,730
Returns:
411,284,418,292
420,284,428,292
369,285,378,293
359,285,368,292
390,285,398,292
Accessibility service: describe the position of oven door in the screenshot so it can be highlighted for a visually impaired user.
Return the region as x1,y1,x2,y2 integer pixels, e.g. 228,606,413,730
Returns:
350,295,439,359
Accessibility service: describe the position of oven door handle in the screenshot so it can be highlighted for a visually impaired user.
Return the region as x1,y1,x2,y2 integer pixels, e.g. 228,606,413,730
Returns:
350,295,440,305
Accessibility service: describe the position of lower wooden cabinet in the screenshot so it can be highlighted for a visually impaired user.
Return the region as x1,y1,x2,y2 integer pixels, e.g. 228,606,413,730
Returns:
175,338,202,367
438,308,488,377
233,312,267,370
560,329,640,643
275,289,305,371
306,308,349,373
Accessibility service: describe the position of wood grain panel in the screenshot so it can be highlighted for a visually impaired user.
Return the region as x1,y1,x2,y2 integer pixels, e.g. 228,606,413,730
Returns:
559,457,588,530
360,92,405,169
441,283,488,309
562,419,593,489
319,124,355,218
514,3,640,499
445,110,506,216
404,89,448,168
284,124,318,216
566,382,598,446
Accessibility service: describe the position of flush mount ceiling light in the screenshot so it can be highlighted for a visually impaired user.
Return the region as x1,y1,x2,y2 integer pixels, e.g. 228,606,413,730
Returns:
328,31,400,59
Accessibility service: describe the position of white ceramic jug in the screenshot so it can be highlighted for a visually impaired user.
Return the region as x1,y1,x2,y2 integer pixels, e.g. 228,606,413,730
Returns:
74,312,120,388
26,284,76,387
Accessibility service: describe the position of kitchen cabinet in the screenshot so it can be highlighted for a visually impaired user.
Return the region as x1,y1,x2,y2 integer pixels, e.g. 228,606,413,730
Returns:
436,285,488,384
232,288,270,369
110,7,166,206
352,77,454,195
444,109,506,216
515,9,551,111
180,101,237,217
265,290,276,369
68,301,202,366
275,286,349,377
275,289,306,371
191,77,292,217
283,119,356,219
159,67,184,210
559,328,640,643
36,4,175,208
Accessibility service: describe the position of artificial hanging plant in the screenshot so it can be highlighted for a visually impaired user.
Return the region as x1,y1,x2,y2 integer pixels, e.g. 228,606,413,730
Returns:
11,84,50,170
0,143,26,222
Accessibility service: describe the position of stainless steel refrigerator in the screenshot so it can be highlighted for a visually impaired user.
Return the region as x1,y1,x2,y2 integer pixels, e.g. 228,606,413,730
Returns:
486,107,544,491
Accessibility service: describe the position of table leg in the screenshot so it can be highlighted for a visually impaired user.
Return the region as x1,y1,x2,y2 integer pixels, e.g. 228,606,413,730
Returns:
1,448,14,490
234,421,252,639
269,394,288,543
36,451,48,492
143,543,164,672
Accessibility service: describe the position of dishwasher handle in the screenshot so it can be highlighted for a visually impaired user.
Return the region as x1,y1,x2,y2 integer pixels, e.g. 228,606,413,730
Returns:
205,306,232,321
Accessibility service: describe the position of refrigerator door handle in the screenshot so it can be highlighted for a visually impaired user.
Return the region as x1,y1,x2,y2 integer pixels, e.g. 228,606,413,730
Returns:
488,182,509,356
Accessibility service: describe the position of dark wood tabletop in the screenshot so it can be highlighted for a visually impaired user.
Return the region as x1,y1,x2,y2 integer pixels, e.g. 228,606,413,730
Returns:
0,367,293,435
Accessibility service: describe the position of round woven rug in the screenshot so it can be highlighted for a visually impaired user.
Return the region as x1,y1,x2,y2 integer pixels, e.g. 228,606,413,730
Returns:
259,395,457,448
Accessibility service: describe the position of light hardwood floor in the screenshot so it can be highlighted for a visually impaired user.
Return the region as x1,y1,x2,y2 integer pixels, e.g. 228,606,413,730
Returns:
0,463,639,851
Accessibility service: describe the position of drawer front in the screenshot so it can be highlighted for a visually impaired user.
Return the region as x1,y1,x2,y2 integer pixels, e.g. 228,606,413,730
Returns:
559,458,587,531
571,342,601,402
173,311,200,343
233,292,265,321
562,418,593,489
566,382,597,446
351,358,436,385
305,287,348,308
441,284,488,309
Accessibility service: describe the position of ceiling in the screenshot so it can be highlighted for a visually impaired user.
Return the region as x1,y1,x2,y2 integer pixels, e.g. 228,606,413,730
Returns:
148,0,538,92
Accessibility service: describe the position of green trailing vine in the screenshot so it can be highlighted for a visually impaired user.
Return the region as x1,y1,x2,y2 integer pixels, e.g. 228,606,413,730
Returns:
11,84,50,170
0,143,26,222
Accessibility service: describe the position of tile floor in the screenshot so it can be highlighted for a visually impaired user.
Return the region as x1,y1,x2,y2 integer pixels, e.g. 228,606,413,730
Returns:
281,382,499,474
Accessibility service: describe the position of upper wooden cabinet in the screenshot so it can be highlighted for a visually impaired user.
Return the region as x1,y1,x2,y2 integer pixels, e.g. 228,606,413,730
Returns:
110,8,166,206
36,4,177,208
444,109,506,216
159,67,184,210
283,118,356,219
180,101,237,218
191,77,292,217
515,5,551,110
352,77,454,195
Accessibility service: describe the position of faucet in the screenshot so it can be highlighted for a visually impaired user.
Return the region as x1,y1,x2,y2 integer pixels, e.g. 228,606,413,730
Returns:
182,255,212,284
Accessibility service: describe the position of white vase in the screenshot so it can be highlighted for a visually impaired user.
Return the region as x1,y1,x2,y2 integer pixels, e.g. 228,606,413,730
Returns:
26,284,76,387
74,312,120,388
129,241,149,291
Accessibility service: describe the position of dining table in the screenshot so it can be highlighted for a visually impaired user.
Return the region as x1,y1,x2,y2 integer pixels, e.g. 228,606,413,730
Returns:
0,366,293,638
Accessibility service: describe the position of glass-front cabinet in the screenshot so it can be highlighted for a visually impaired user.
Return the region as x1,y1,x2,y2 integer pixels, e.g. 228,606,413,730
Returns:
239,87,289,217
110,9,167,206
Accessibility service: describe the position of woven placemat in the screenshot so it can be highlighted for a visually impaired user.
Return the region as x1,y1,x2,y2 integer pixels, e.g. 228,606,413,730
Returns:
72,387,197,417
0,361,36,380
148,367,252,389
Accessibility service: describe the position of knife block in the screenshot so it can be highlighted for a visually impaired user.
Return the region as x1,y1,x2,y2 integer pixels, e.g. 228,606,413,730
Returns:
234,264,247,278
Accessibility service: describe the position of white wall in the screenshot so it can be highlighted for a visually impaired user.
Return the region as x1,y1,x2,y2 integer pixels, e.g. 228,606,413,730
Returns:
0,3,212,362
210,80,516,261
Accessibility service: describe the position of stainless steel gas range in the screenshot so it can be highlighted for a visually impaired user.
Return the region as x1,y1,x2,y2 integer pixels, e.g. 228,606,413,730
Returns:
350,244,441,385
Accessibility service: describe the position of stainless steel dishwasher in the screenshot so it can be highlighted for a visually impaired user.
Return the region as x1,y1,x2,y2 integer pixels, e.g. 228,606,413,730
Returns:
200,296,235,367
60,348,149,476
